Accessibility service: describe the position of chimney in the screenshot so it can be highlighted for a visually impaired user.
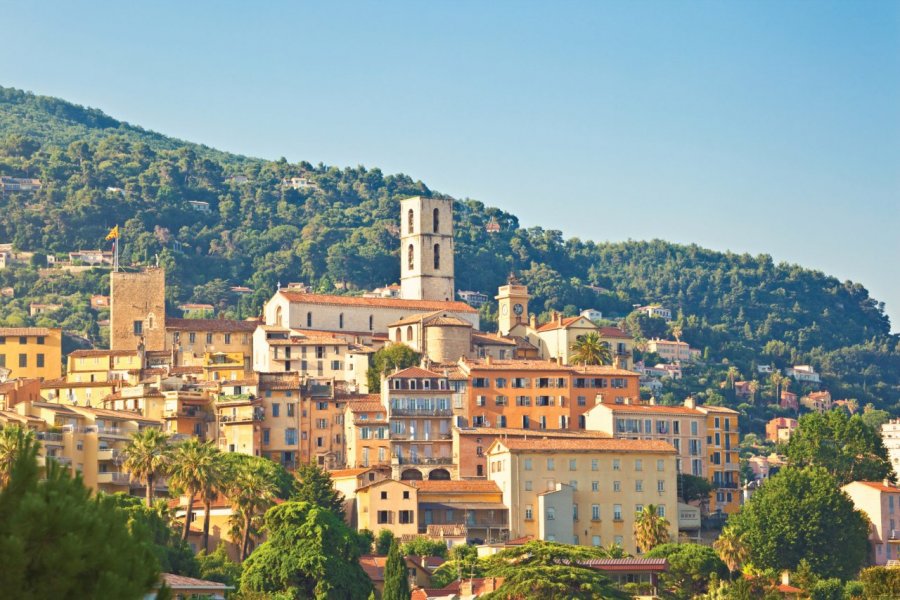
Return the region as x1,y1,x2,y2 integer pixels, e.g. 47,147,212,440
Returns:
649,396,657,406
884,478,893,488
781,571,791,587
529,314,536,329
557,312,563,325
684,396,696,409
485,355,492,366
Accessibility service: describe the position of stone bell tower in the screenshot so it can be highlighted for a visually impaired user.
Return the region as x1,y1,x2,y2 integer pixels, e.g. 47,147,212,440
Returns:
399,196,455,301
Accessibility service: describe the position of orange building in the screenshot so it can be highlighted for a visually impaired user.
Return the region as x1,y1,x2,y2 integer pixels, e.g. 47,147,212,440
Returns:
344,396,391,470
0,327,63,380
457,358,641,432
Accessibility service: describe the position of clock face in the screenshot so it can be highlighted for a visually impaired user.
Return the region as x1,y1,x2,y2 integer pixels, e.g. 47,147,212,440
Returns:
513,303,524,316
501,304,509,316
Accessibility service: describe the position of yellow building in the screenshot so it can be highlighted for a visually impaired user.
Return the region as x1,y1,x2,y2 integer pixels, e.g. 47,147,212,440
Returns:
214,379,263,457
41,379,122,408
66,349,142,383
257,372,302,469
344,396,391,470
410,479,508,543
166,317,257,380
697,405,741,515
355,478,420,539
0,327,62,380
486,437,679,555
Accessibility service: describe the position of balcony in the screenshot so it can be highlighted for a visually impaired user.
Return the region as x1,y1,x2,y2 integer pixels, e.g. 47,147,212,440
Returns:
390,408,452,417
394,456,453,466
37,432,64,445
38,455,72,467
97,472,131,485
713,481,739,489
216,393,255,403
219,412,263,424
97,448,123,462
89,425,131,439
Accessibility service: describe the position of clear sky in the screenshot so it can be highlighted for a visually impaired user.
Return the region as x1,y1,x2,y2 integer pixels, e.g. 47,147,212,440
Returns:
2,1,899,330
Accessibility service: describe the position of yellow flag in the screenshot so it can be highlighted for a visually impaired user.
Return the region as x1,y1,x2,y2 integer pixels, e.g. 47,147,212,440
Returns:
105,225,119,241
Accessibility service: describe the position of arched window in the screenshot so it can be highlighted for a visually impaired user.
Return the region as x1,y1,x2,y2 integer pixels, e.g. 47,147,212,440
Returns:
339,313,344,329
433,207,439,233
406,326,413,341
275,306,284,327
395,329,402,342
408,209,415,234
433,243,440,269
306,311,312,327
369,315,374,331
408,244,414,271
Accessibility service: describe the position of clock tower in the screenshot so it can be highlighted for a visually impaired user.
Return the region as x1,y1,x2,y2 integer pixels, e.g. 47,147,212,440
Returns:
496,275,530,336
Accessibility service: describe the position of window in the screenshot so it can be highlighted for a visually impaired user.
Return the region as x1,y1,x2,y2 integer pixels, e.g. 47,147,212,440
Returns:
408,208,415,233
635,459,643,471
188,332,196,344
547,458,555,471
658,505,666,518
591,459,599,471
369,315,374,330
524,480,532,491
133,320,143,335
495,377,507,388
377,510,391,524
36,354,44,368
380,491,388,500
262,429,270,445
287,403,295,417
18,354,27,368
546,507,555,520
433,243,440,269
614,535,623,546
657,459,665,472
407,244,414,270
36,336,45,345
206,333,213,344
577,395,586,406
272,403,280,417
433,207,440,232
569,480,578,490
658,480,666,492
524,458,532,471
525,505,533,520
636,480,644,492
307,311,313,327
224,333,231,344
406,326,413,341
592,504,600,520
592,535,601,547
613,480,621,492
613,504,622,520
691,421,698,436
592,481,599,492
285,428,298,445
569,459,577,471
399,510,414,524
635,504,644,515
573,504,579,520
612,459,620,471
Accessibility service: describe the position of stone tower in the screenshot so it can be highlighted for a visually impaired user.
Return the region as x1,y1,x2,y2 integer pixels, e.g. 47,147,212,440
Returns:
496,275,530,336
110,268,166,351
399,196,455,301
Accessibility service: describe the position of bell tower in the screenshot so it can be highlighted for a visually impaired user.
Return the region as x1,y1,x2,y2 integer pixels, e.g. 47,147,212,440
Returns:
399,196,455,301
496,274,530,336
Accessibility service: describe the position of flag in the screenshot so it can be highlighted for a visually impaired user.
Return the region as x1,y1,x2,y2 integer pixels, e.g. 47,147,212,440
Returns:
105,225,119,241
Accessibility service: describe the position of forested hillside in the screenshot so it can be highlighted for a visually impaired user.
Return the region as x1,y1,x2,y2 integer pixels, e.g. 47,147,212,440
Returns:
1,85,898,416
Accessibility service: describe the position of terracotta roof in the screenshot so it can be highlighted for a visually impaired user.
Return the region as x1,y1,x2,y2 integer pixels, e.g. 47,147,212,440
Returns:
0,327,55,336
461,358,570,372
68,349,137,358
598,326,632,339
494,438,676,454
697,405,741,415
388,366,445,379
471,332,518,346
40,380,119,389
389,310,445,326
536,316,588,332
580,558,668,572
165,317,258,332
570,365,639,377
160,573,231,591
854,481,900,493
359,555,387,581
455,426,611,439
426,315,472,327
594,403,704,415
257,372,301,390
72,406,163,424
408,480,502,494
169,366,204,375
277,291,478,313
348,401,385,414
328,467,372,478
777,583,805,594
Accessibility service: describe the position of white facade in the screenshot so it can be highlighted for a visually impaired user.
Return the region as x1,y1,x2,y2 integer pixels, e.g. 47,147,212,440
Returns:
400,196,455,302
580,309,603,322
883,420,900,478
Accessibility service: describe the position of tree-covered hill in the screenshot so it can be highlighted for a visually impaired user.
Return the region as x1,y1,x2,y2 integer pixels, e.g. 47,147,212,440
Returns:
1,84,898,416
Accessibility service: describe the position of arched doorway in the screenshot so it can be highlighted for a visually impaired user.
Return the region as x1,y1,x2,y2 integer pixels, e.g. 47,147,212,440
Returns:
400,469,423,481
428,468,451,480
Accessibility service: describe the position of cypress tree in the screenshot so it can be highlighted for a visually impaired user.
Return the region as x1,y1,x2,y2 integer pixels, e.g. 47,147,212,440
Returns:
382,539,410,600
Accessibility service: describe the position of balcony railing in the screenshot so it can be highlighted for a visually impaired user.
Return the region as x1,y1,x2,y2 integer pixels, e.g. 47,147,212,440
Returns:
390,408,452,417
97,448,123,462
37,432,64,444
219,413,263,424
394,456,453,466
97,472,131,485
91,425,129,438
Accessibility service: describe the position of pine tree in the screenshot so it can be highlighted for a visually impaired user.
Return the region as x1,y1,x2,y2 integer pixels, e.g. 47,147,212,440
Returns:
383,539,410,600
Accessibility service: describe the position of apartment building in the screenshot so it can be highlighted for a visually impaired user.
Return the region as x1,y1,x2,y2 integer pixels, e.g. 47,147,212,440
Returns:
583,400,707,478
166,318,256,380
344,396,391,470
0,327,63,380
257,372,302,469
882,420,900,479
356,479,420,539
410,480,509,543
842,480,900,565
697,405,741,514
487,438,679,555
645,339,699,363
214,379,263,457
766,417,798,443
66,349,142,383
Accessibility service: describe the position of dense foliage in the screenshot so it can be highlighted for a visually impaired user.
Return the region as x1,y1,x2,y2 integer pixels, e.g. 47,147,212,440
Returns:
1,85,898,416
727,466,869,580
0,429,160,598
645,543,728,599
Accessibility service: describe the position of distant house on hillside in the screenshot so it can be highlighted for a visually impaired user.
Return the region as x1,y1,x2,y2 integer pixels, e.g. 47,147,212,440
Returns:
68,250,112,265
637,305,673,321
282,176,318,190
786,365,820,384
580,309,603,322
457,290,489,307
187,200,210,213
0,176,42,193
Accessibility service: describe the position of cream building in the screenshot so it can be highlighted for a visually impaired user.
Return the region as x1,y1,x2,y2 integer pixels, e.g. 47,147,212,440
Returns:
842,480,900,565
355,478,420,539
645,339,699,363
882,419,900,479
486,437,678,554
583,400,707,478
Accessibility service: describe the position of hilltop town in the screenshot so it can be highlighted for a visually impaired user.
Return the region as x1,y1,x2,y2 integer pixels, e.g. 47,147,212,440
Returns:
2,192,899,599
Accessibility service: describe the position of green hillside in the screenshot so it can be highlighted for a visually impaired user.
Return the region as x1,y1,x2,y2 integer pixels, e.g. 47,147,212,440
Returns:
1,84,898,420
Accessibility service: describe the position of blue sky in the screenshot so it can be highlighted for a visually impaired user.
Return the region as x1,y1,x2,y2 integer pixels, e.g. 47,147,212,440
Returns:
2,1,899,330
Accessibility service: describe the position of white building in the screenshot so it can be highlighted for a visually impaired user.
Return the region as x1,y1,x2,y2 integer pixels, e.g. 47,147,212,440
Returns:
637,305,672,321
580,309,603,322
883,420,900,478
785,365,820,383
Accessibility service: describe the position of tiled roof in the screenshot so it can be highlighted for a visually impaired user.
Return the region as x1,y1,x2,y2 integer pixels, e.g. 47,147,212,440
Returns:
570,365,639,377
160,573,230,591
0,327,55,336
426,524,468,538
165,317,259,332
68,349,138,358
471,332,518,346
408,480,501,494
348,400,385,413
426,315,472,327
257,372,300,390
40,379,119,389
388,366,444,379
598,326,633,339
595,403,704,415
328,467,372,478
389,310,444,326
277,291,478,313
461,358,570,372
359,555,387,581
455,426,611,439
495,438,676,454
854,481,900,493
697,405,740,415
535,316,584,332
73,406,163,424
580,558,668,572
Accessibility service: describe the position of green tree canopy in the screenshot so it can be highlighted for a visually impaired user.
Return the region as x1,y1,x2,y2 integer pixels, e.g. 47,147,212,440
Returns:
367,344,422,391
480,541,628,600
679,473,714,503
645,543,727,599
293,462,345,519
400,535,449,559
382,539,410,600
728,466,869,580
375,529,395,555
197,544,243,588
240,501,372,599
0,429,160,598
783,410,892,485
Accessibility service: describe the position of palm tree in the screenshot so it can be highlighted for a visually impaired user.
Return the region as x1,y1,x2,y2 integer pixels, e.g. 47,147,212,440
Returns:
225,463,276,560
199,450,228,553
670,324,683,343
714,526,749,578
769,372,784,404
748,380,760,406
725,366,740,390
168,439,220,541
570,332,613,366
633,504,669,553
122,428,172,507
0,425,35,487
